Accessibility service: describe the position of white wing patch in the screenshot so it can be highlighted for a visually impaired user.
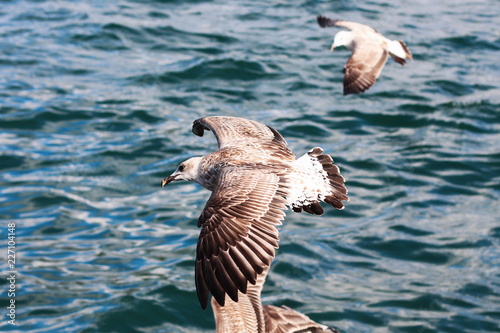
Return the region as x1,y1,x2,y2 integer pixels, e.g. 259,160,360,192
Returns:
288,148,332,209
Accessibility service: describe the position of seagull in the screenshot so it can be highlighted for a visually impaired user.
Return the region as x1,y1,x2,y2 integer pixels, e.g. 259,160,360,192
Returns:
161,116,349,311
317,15,413,95
211,265,338,333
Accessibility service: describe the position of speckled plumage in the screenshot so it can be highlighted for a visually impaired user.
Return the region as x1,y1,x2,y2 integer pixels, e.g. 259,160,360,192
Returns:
161,116,349,310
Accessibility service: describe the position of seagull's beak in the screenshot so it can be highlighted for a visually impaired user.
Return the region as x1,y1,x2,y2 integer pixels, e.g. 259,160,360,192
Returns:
330,44,336,51
161,175,177,188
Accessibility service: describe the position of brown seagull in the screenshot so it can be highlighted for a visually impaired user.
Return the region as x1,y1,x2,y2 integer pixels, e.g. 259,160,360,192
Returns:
161,116,349,310
317,15,413,95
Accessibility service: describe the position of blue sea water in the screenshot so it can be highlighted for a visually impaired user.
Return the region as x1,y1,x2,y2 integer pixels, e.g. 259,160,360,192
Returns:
0,0,499,332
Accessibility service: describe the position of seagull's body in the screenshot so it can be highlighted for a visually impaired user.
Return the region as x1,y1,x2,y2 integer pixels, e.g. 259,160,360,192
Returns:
317,15,413,95
211,266,338,333
161,116,348,311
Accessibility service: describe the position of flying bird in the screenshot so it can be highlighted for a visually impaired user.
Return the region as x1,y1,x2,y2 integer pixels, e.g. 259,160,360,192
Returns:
161,116,349,310
317,15,413,95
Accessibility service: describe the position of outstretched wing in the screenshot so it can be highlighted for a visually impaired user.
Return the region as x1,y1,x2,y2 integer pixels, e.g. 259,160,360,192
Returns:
195,166,289,309
317,15,374,33
343,39,388,95
192,116,294,160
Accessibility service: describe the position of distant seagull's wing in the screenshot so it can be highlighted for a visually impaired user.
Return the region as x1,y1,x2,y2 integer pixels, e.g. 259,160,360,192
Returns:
343,40,389,95
195,167,289,309
193,116,294,160
317,16,374,33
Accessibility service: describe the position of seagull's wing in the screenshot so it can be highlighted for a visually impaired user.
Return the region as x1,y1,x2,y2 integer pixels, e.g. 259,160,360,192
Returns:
193,117,293,158
195,166,289,309
264,305,339,333
343,38,389,95
317,15,374,33
210,265,270,332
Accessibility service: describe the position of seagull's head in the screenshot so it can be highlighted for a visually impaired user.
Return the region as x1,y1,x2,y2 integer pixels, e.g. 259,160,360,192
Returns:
161,156,203,187
331,31,354,51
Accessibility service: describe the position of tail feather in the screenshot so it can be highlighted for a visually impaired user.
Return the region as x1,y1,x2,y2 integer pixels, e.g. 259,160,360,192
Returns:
289,147,349,215
388,40,413,65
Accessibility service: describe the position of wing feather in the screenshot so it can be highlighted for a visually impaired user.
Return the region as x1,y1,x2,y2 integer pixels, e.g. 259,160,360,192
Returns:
192,117,294,161
344,41,388,95
195,167,288,309
317,15,374,33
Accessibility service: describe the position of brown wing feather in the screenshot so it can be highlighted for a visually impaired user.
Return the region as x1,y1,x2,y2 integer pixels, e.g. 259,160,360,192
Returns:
343,41,388,95
317,15,374,33
195,167,288,309
192,116,292,155
264,305,338,333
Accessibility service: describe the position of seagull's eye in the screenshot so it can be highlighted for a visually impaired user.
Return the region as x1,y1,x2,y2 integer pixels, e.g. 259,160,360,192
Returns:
178,165,185,172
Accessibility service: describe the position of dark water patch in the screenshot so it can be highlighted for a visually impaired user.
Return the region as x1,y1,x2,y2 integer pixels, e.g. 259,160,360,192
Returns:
341,260,379,270
431,184,479,197
378,189,407,203
143,25,238,45
398,103,437,113
425,80,475,97
326,241,376,259
0,117,43,130
442,314,500,332
489,227,500,239
0,58,38,66
147,11,170,19
279,242,319,259
30,192,77,209
129,110,164,124
0,155,25,170
149,285,214,329
151,43,227,55
93,121,132,132
103,23,146,43
370,294,447,311
95,99,136,105
371,90,429,101
402,199,454,209
389,324,434,333
273,261,315,281
389,225,434,237
14,7,86,22
342,309,387,327
0,80,33,91
32,218,91,237
198,86,258,102
281,123,330,138
335,109,427,129
287,80,320,91
356,237,452,264
482,311,500,321
156,58,273,83
458,283,499,297
88,295,170,332
439,98,500,115
440,35,500,52
69,29,128,51
160,95,198,106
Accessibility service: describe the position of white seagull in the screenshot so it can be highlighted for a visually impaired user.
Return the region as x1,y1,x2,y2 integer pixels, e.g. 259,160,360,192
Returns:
161,116,349,312
317,15,413,95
